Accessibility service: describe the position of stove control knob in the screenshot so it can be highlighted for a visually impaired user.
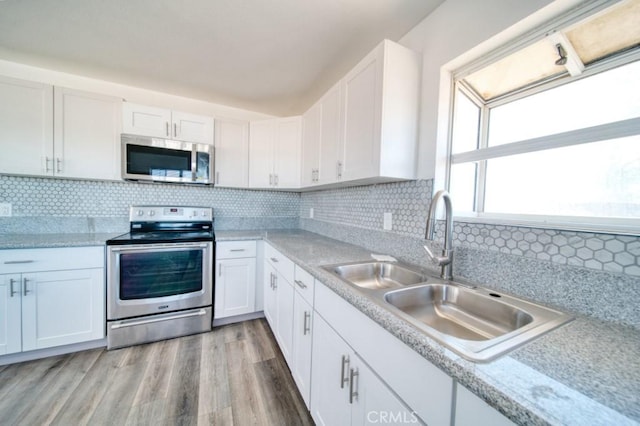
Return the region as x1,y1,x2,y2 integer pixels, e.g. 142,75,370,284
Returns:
149,210,155,216
137,210,144,216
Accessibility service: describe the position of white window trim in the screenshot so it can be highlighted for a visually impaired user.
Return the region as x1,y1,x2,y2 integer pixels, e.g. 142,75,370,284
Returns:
442,0,640,237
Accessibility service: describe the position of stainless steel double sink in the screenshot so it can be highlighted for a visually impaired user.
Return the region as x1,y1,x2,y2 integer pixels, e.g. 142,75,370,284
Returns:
322,260,573,362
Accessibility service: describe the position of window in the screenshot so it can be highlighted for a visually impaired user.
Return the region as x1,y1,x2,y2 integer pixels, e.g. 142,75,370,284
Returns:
447,0,640,234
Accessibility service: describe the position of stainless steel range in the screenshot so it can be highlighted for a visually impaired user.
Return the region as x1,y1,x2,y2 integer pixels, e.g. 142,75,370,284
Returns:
106,206,214,349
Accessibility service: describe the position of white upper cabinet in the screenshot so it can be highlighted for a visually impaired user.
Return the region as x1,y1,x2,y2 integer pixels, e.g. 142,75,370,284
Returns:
54,87,121,180
301,103,321,187
122,102,214,144
249,116,302,189
214,117,249,187
299,39,420,189
0,76,54,176
302,83,342,187
0,77,121,180
340,39,419,182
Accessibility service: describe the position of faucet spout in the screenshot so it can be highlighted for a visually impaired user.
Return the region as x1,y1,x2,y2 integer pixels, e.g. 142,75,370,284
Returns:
425,190,454,280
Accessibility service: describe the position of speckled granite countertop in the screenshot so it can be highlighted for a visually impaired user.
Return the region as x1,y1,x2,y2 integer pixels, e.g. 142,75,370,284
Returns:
2,230,637,424
218,229,640,426
0,233,123,249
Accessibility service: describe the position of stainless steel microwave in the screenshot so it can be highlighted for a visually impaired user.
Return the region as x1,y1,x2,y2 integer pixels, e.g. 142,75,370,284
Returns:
121,134,214,184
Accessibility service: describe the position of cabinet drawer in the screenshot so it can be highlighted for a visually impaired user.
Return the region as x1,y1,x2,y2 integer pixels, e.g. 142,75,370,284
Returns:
293,265,315,305
0,246,104,274
216,240,257,259
265,243,294,284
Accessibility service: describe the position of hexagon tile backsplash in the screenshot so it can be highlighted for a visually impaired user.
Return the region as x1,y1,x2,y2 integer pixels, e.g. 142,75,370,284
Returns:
300,180,640,277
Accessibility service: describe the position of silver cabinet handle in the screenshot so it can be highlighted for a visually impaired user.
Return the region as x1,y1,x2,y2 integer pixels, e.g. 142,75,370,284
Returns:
230,249,245,252
340,355,350,389
44,156,52,172
274,174,279,186
9,278,19,297
337,161,343,179
23,278,32,296
4,260,35,265
294,279,307,289
273,273,277,289
270,257,279,263
269,174,273,185
174,123,178,138
303,311,311,335
349,368,359,404
165,122,169,136
269,272,274,289
56,158,62,173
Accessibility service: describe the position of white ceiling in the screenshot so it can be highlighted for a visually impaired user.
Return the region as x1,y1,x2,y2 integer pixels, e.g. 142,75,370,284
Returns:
0,0,444,116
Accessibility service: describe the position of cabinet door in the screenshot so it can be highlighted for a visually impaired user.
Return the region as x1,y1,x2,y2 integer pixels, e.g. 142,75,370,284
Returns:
301,102,321,186
351,360,419,426
214,257,256,319
319,83,342,185
263,262,277,328
122,102,171,138
274,117,302,188
172,111,214,144
21,268,105,351
455,385,515,426
0,76,54,176
310,315,352,426
341,51,381,181
0,274,22,355
275,274,295,365
54,87,121,180
214,118,249,187
291,292,313,407
248,120,275,188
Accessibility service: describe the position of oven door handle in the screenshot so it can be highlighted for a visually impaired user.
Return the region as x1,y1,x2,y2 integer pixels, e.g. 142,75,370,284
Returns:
109,309,208,329
108,242,210,252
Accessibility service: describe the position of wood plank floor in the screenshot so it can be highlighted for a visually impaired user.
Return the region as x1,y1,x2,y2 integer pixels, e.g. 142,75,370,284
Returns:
0,319,314,426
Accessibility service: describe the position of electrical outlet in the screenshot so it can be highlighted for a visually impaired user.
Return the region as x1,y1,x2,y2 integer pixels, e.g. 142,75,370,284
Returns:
383,212,392,230
0,203,12,217
309,208,314,219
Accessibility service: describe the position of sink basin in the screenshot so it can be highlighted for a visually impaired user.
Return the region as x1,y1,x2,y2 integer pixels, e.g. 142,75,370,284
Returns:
328,261,428,290
322,260,573,362
384,284,533,341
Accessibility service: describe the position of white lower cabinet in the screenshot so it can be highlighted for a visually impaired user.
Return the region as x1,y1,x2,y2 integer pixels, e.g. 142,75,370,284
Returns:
0,274,22,355
455,384,516,426
275,273,295,364
214,241,257,319
314,280,452,426
264,261,277,326
0,246,105,356
310,314,415,426
291,291,313,407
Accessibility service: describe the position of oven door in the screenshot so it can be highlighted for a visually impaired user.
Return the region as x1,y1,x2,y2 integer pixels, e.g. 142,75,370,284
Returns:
107,241,213,320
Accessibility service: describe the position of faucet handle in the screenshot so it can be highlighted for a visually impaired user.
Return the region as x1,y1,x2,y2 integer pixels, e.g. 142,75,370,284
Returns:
423,244,437,260
423,245,453,267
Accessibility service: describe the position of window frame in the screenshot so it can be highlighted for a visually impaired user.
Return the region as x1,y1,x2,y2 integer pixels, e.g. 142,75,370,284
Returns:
445,2,640,236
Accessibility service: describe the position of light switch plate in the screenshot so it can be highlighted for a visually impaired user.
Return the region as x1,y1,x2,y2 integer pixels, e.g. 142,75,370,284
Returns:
0,203,12,217
383,212,392,230
309,208,314,219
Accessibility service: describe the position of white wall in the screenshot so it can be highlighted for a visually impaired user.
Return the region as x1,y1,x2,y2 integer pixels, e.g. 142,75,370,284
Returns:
0,59,275,121
398,0,585,183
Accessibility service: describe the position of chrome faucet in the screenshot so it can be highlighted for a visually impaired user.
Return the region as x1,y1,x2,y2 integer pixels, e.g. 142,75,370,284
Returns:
424,190,454,280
